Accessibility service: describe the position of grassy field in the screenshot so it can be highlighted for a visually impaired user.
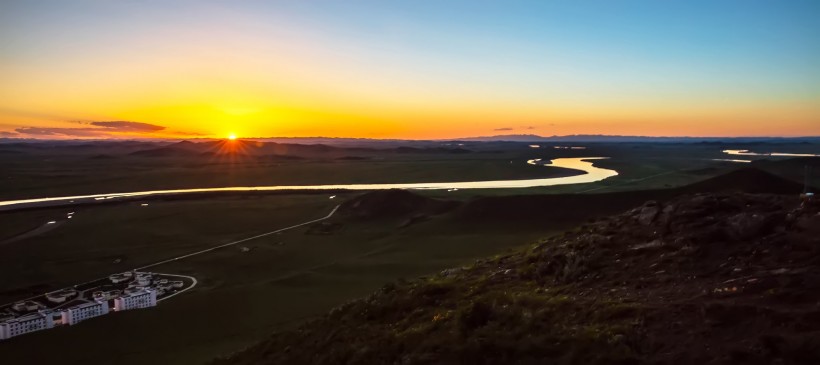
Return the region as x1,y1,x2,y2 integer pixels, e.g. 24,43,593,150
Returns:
0,143,820,199
0,195,334,303
0,193,559,364
0,141,816,363
1,141,816,201
431,142,818,197
0,153,572,200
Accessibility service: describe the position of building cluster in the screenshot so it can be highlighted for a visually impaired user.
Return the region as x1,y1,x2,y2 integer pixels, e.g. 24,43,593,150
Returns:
110,271,183,297
1,296,117,340
0,271,173,341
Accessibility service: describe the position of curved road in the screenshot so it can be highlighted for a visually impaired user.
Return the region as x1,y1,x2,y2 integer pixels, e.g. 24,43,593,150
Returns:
3,205,340,306
155,273,198,302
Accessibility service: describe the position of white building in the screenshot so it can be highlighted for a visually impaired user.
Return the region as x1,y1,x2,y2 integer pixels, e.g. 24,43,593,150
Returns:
11,301,40,312
0,311,54,340
62,300,109,326
124,286,146,295
134,273,153,286
109,271,133,284
45,289,78,303
114,289,157,312
92,290,121,301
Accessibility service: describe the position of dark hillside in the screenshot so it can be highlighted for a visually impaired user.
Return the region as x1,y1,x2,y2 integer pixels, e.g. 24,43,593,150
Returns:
128,146,205,157
457,168,804,225
215,193,820,365
753,157,820,170
338,189,459,220
680,168,805,194
752,157,820,187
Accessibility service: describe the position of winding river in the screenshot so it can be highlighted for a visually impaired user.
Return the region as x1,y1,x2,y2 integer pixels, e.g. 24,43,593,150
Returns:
723,149,820,157
0,157,618,210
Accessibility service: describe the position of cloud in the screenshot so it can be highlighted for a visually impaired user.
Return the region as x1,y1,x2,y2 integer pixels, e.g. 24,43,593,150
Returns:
15,127,110,137
0,131,20,137
495,126,539,132
89,121,165,132
15,120,172,138
0,110,164,133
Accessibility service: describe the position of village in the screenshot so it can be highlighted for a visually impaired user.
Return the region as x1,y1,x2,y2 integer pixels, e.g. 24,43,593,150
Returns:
0,271,195,340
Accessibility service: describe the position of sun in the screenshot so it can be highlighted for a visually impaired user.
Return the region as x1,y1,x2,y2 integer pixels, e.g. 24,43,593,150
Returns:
228,133,237,140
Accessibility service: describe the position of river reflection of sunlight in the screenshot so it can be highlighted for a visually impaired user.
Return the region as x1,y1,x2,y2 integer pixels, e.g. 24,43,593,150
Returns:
723,149,819,157
0,157,618,210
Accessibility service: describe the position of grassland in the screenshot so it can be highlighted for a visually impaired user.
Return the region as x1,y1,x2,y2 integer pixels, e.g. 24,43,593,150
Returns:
214,193,820,365
0,140,816,363
3,140,816,201
0,193,561,364
0,195,333,303
0,150,572,200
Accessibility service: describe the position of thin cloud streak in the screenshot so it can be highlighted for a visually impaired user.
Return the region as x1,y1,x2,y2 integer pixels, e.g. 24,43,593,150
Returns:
89,121,166,132
13,120,202,139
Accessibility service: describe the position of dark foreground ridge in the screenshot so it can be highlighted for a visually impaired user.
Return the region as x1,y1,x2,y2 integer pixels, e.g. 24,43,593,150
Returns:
216,193,820,365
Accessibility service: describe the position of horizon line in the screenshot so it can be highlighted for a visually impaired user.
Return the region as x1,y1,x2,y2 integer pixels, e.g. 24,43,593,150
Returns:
2,133,820,143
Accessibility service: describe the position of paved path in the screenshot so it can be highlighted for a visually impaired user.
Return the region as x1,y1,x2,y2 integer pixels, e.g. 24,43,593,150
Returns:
156,273,198,302
2,204,340,306
136,204,339,271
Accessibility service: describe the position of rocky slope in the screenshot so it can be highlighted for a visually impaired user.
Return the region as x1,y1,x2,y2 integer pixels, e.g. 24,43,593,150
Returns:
216,193,820,364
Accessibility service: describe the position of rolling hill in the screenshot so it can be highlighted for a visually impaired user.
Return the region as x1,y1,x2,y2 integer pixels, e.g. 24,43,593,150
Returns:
215,191,820,365
212,168,819,364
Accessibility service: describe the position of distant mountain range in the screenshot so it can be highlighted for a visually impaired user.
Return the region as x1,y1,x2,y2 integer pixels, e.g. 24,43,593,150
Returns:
453,134,820,143
2,134,819,145
0,139,472,158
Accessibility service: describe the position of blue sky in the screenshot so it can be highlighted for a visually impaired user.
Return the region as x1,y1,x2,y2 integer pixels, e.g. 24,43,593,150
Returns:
1,0,818,138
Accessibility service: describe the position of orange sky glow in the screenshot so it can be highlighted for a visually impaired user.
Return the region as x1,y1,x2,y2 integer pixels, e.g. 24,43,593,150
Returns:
1,1,818,140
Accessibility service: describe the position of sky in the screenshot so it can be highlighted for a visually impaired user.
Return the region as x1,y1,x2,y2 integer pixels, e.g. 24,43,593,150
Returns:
1,0,818,139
